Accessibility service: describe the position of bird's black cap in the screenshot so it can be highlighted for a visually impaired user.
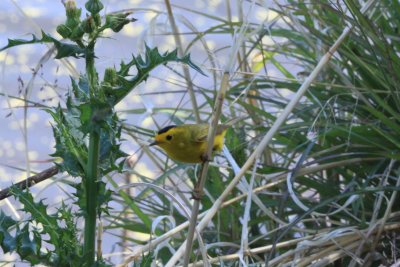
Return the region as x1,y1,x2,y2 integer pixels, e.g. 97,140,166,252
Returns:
157,125,177,135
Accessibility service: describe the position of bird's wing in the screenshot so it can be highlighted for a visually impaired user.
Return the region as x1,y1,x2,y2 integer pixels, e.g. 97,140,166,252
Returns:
216,124,230,135
192,124,229,142
193,124,209,142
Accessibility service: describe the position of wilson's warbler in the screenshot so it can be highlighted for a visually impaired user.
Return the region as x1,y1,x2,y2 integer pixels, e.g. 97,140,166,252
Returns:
149,122,234,163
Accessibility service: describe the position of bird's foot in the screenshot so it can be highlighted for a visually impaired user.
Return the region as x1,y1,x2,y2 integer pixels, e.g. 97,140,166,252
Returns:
200,153,212,163
191,188,204,200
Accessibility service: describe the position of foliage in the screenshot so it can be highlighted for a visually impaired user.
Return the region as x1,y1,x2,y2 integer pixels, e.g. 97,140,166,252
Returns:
0,31,88,59
0,188,83,266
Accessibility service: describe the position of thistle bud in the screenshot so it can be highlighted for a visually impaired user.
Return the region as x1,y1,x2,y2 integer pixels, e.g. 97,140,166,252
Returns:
65,0,81,21
85,0,104,15
56,24,72,38
106,12,134,33
65,0,76,10
65,0,82,30
93,14,101,27
82,16,96,33
70,25,85,41
103,68,118,86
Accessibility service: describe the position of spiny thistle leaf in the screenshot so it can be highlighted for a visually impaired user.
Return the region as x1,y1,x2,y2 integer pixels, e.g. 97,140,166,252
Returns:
106,45,206,105
98,112,127,173
0,30,87,59
47,105,87,177
105,12,135,33
48,74,126,179
0,211,17,253
6,189,83,266
71,76,90,101
10,187,59,244
17,224,41,264
97,181,112,216
55,203,83,265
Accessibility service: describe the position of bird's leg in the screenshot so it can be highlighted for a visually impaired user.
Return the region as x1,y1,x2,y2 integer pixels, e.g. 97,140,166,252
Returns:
200,152,211,163
201,153,208,162
191,187,204,200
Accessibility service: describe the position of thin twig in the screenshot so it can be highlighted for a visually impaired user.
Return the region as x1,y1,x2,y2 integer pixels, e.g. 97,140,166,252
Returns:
238,159,258,265
181,72,230,267
0,165,59,200
97,219,103,260
164,0,201,124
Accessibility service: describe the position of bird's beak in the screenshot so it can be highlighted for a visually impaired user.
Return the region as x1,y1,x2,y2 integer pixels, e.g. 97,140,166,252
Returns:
150,135,161,146
149,141,158,146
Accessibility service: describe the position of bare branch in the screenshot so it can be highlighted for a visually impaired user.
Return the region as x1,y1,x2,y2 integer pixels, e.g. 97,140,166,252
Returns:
0,165,59,200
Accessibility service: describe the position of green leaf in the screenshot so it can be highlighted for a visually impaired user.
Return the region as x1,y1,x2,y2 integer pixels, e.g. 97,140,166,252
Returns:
47,105,87,177
105,12,134,33
97,181,112,216
78,101,112,134
3,189,82,266
108,45,206,105
48,73,126,179
71,76,90,100
17,224,40,264
11,187,59,245
0,31,87,59
107,177,153,230
0,211,17,253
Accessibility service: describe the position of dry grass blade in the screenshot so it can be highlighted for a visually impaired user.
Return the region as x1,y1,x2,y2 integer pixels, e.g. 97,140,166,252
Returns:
179,72,230,267
164,0,201,123
186,222,400,267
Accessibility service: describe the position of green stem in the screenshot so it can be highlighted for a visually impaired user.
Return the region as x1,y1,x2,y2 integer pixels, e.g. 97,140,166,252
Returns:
86,42,97,97
83,131,100,266
83,40,100,266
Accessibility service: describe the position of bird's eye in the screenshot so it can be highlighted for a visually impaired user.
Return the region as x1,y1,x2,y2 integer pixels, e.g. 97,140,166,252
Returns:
166,135,173,141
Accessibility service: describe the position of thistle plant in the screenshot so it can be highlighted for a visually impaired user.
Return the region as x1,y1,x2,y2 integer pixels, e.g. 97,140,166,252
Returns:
0,0,202,266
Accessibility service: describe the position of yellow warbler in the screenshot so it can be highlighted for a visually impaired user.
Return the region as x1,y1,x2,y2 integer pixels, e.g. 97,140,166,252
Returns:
149,121,236,163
